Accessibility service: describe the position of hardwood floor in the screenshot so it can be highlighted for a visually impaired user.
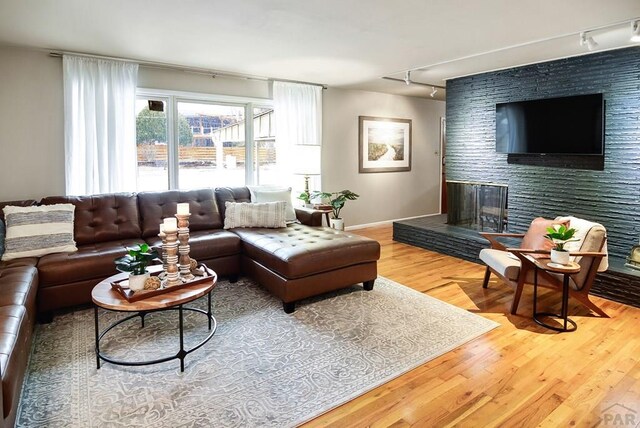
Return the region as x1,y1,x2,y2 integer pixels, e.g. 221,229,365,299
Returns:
303,225,640,428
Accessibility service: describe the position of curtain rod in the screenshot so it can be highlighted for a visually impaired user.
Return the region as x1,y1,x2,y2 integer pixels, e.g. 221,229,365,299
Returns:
48,51,328,89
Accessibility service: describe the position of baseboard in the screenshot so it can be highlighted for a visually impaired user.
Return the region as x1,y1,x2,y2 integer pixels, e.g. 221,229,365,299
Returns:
345,212,440,231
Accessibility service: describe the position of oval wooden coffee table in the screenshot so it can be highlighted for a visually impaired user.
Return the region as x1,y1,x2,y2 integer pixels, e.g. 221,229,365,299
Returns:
91,265,217,372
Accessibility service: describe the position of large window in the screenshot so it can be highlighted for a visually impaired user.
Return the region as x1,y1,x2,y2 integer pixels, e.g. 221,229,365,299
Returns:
135,90,275,191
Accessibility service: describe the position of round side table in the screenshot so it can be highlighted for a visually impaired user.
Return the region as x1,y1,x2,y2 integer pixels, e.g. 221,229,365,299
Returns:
532,258,580,332
91,265,217,372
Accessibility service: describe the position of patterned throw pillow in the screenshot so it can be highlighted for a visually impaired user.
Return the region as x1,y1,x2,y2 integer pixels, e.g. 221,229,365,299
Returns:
2,204,77,261
223,201,287,229
248,186,297,223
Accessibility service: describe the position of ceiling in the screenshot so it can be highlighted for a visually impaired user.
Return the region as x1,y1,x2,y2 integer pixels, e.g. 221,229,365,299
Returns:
1,0,639,100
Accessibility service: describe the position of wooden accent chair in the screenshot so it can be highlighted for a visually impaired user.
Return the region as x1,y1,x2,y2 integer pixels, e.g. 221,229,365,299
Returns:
479,216,609,317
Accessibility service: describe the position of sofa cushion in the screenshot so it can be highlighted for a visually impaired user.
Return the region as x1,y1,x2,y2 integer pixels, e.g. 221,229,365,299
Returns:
137,189,222,238
215,187,251,222
0,258,38,270
0,305,31,420
0,266,38,309
37,239,142,287
233,224,380,279
2,204,77,261
41,194,141,246
145,229,241,261
224,202,287,229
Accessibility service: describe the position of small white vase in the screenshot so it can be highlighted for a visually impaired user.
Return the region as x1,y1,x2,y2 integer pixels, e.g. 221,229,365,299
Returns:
128,272,150,292
550,249,570,265
329,218,344,231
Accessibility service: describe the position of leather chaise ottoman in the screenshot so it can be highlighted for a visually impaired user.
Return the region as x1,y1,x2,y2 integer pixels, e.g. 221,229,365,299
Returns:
233,224,381,313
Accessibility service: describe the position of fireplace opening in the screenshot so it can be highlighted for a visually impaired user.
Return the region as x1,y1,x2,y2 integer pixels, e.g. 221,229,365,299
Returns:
446,181,508,232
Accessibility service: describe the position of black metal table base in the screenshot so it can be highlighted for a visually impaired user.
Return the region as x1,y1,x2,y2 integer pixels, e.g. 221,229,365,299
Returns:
533,267,577,333
94,292,216,372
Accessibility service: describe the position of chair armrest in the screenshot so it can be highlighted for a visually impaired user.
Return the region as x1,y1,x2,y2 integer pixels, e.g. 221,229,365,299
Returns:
567,251,607,257
480,232,525,251
481,233,526,238
506,248,549,254
294,207,323,227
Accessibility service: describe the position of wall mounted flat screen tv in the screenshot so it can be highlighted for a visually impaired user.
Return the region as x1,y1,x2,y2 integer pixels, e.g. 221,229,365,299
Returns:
496,93,604,155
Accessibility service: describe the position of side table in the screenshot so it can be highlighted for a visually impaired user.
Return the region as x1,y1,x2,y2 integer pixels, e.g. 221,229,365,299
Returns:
532,258,580,332
314,208,333,227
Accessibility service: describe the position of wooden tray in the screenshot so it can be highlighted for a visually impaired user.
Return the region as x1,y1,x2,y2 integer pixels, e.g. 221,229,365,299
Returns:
110,264,215,303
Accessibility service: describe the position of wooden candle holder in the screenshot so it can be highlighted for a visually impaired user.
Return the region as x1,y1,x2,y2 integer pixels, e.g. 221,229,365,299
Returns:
164,228,181,287
176,213,193,281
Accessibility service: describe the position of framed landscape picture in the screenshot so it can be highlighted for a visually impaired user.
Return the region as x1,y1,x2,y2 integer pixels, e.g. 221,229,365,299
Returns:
359,116,412,173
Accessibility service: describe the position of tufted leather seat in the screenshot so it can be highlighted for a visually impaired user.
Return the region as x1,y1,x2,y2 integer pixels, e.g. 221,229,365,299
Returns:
0,266,37,428
37,240,140,287
215,187,380,313
234,225,380,279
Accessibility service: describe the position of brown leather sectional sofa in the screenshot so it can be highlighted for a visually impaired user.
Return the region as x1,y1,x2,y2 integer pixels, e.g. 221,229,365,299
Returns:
0,186,380,427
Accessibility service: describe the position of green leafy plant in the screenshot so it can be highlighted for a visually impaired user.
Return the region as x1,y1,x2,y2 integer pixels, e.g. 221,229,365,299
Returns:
310,190,359,219
545,225,578,251
297,191,312,205
114,243,159,275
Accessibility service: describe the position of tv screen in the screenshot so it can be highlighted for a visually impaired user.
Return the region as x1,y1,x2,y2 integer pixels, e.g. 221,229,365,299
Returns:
496,94,604,154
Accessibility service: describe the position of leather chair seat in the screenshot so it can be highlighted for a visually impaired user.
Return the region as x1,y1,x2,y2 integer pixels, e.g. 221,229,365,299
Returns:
480,248,577,289
37,239,142,287
145,229,241,261
233,224,380,279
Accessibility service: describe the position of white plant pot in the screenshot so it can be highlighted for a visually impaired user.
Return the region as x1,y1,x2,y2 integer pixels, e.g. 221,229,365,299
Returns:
128,272,150,292
329,218,344,231
550,249,570,265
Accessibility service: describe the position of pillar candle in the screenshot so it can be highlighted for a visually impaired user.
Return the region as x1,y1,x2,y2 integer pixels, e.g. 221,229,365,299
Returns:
176,203,190,215
163,217,178,232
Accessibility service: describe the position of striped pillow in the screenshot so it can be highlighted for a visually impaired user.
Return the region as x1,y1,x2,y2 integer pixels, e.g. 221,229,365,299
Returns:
2,204,77,261
223,201,287,229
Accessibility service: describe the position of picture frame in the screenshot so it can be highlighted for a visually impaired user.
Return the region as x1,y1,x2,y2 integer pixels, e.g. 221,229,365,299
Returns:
359,116,412,173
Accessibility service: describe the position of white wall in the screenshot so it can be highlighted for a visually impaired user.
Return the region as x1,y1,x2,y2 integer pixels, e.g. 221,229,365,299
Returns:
0,47,65,200
0,46,445,226
322,88,445,227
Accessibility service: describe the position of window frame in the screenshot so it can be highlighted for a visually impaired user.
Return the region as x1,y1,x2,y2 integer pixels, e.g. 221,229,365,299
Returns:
136,88,273,190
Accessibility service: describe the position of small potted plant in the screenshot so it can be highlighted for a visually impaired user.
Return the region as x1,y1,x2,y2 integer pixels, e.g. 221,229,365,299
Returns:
545,224,578,265
114,244,159,292
297,190,313,208
310,190,359,230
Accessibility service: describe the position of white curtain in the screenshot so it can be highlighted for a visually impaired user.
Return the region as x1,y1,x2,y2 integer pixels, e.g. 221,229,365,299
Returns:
273,81,322,192
63,55,138,195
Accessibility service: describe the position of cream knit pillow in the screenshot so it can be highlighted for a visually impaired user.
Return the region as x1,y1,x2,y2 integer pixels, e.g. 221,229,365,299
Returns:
2,204,77,260
223,201,287,229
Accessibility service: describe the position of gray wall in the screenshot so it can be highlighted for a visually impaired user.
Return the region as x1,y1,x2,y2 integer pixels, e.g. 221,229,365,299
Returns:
323,88,445,227
0,48,65,200
446,46,640,258
0,46,444,226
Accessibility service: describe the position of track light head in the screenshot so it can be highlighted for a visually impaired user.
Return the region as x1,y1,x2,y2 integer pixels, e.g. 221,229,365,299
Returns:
580,32,598,51
631,20,640,43
430,87,438,97
404,70,411,85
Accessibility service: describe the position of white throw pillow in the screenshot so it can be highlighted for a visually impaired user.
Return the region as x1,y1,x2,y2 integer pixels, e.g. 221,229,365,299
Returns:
2,204,77,261
248,186,297,223
224,201,287,229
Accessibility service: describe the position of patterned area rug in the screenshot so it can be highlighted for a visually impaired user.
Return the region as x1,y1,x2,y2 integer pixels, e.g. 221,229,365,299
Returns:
17,276,498,427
